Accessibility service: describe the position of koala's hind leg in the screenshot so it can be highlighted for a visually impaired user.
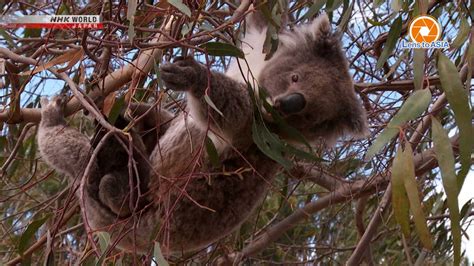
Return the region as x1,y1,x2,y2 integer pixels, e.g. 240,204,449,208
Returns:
99,172,137,217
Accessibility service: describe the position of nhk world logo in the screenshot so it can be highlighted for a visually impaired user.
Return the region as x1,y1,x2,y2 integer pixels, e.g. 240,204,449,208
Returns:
401,15,449,49
0,15,102,29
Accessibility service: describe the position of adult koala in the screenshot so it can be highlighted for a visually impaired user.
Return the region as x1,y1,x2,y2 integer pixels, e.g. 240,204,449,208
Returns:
37,11,367,256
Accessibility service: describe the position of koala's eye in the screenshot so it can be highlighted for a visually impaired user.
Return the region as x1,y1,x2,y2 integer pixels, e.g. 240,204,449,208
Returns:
291,74,299,83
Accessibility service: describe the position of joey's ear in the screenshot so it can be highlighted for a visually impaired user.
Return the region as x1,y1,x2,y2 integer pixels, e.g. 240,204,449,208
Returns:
40,97,49,108
310,13,331,38
52,96,67,108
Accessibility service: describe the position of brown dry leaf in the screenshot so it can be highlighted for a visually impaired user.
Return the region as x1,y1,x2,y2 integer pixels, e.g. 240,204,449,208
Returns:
20,48,84,76
78,63,86,86
103,91,117,117
57,48,84,73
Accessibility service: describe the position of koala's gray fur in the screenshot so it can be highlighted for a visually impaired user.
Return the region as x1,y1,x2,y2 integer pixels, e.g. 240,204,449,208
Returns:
37,12,367,256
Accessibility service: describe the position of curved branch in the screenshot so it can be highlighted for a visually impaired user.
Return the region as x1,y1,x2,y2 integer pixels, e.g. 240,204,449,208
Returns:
235,133,460,260
5,203,80,266
241,175,388,257
346,184,392,265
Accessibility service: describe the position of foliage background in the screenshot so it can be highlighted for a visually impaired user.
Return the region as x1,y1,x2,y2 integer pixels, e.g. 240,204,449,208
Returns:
0,0,473,265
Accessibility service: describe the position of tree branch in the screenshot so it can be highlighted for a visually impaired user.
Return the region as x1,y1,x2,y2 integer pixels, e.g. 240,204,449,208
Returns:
0,16,175,124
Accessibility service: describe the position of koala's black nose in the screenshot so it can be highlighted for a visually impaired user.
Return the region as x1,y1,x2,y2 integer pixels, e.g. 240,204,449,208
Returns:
275,93,306,115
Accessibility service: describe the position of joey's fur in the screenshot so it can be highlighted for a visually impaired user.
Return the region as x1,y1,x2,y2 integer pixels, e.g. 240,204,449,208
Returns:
37,12,367,256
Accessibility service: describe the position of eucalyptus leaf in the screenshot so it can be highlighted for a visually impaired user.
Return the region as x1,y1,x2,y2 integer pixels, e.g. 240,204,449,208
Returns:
366,89,431,159
0,29,14,47
376,17,402,69
303,0,327,20
96,231,110,254
127,0,137,42
400,144,432,250
437,53,473,183
391,145,410,237
337,1,354,32
168,0,192,17
153,242,170,266
200,42,244,58
391,0,403,12
204,94,223,117
107,96,125,125
413,49,425,90
205,136,220,168
18,216,50,254
432,118,461,265
451,17,470,49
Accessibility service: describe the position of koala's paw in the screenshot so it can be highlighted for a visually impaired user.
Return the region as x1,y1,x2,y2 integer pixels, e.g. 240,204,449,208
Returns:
99,173,133,217
160,57,205,91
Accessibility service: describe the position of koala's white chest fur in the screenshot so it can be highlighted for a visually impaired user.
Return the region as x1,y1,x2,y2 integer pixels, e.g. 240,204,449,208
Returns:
226,28,267,86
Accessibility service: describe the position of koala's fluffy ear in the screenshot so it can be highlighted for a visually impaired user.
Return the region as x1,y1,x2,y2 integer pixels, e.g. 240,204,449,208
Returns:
310,13,331,38
306,14,344,56
52,96,67,108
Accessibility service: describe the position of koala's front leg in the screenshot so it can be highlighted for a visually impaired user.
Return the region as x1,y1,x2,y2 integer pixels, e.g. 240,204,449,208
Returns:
160,57,253,144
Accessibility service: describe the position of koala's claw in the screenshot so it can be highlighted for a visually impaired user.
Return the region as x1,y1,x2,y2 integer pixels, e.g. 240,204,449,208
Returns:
160,57,203,91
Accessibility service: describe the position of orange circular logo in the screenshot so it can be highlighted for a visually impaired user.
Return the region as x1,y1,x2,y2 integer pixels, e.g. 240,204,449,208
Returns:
409,15,441,43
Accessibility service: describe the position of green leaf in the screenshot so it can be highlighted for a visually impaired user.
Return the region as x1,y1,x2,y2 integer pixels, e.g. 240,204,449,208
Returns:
181,23,191,36
326,0,343,12
366,89,431,159
367,17,389,26
460,199,472,222
255,86,323,164
258,87,312,150
94,231,111,266
413,49,425,90
95,231,110,254
18,216,50,254
247,84,323,169
200,42,244,58
391,0,403,12
44,248,55,266
376,17,402,69
383,49,408,80
252,117,292,170
337,1,354,32
24,28,41,38
127,0,137,42
437,53,473,183
127,0,137,20
373,0,384,8
0,29,15,47
413,0,429,15
451,17,470,49
205,136,220,168
168,0,191,17
431,118,461,265
303,0,326,20
391,145,411,237
58,2,70,15
153,242,170,266
108,96,125,125
400,143,432,250
204,94,223,117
